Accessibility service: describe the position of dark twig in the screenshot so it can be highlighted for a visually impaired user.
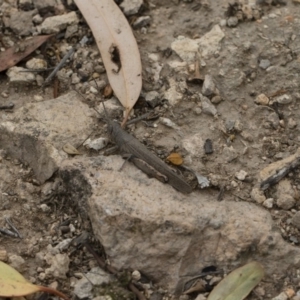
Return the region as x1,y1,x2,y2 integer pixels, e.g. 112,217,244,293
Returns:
128,283,147,300
5,217,23,238
43,36,88,86
126,112,151,125
0,228,18,238
0,103,14,110
43,47,75,86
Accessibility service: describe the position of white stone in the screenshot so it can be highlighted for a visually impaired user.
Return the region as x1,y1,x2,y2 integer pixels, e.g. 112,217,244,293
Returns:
235,170,248,181
132,270,141,281
198,25,225,59
263,198,274,208
40,204,51,212
45,253,70,279
6,67,36,84
0,91,94,183
120,0,143,16
255,94,269,105
37,11,79,34
171,36,200,62
26,58,47,70
163,78,186,106
83,137,109,151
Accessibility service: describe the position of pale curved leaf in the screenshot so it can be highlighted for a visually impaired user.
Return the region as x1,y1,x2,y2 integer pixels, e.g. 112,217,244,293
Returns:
207,262,265,300
0,261,40,297
0,261,70,300
75,0,142,123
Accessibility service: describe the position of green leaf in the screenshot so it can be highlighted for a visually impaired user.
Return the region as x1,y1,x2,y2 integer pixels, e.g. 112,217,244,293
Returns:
0,261,40,297
207,262,265,300
0,261,70,300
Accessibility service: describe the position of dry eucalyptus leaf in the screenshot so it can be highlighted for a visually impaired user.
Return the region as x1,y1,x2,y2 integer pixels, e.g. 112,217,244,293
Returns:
74,0,142,125
0,35,52,72
167,153,183,165
62,143,81,155
0,261,70,300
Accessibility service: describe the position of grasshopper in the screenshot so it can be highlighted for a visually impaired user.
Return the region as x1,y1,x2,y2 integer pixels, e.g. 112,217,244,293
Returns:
103,111,193,194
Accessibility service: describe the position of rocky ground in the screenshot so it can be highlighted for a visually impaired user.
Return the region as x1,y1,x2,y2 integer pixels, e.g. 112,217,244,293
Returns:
2,0,300,299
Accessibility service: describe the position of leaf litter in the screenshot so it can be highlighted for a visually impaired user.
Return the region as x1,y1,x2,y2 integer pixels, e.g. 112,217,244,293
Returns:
0,35,53,72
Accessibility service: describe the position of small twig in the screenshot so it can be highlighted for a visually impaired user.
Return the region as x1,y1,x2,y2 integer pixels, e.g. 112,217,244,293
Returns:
128,282,147,300
43,36,88,86
0,228,18,238
5,217,22,238
126,112,151,125
0,103,14,110
43,47,75,86
20,67,55,73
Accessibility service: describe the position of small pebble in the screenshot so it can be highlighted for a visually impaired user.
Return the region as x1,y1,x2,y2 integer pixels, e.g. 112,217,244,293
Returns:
288,118,297,129
34,95,44,102
132,270,141,281
1,92,8,98
235,170,247,181
259,59,271,70
211,95,222,104
231,180,238,188
40,204,51,212
255,94,269,105
0,249,8,261
251,187,266,204
263,198,274,208
227,16,238,27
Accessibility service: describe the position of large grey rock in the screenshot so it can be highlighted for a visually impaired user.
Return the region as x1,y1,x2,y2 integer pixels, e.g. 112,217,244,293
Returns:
0,91,94,183
59,155,300,294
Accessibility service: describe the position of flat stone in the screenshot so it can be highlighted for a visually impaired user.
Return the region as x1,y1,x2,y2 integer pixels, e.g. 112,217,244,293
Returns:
33,0,58,12
45,253,70,279
200,94,218,116
276,179,295,210
227,16,239,27
202,75,216,96
198,25,225,59
120,0,143,16
9,10,37,36
145,91,160,108
171,36,200,63
259,59,271,70
6,67,36,84
73,267,113,299
163,78,186,106
0,91,94,183
59,155,300,293
273,94,292,105
37,11,79,34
